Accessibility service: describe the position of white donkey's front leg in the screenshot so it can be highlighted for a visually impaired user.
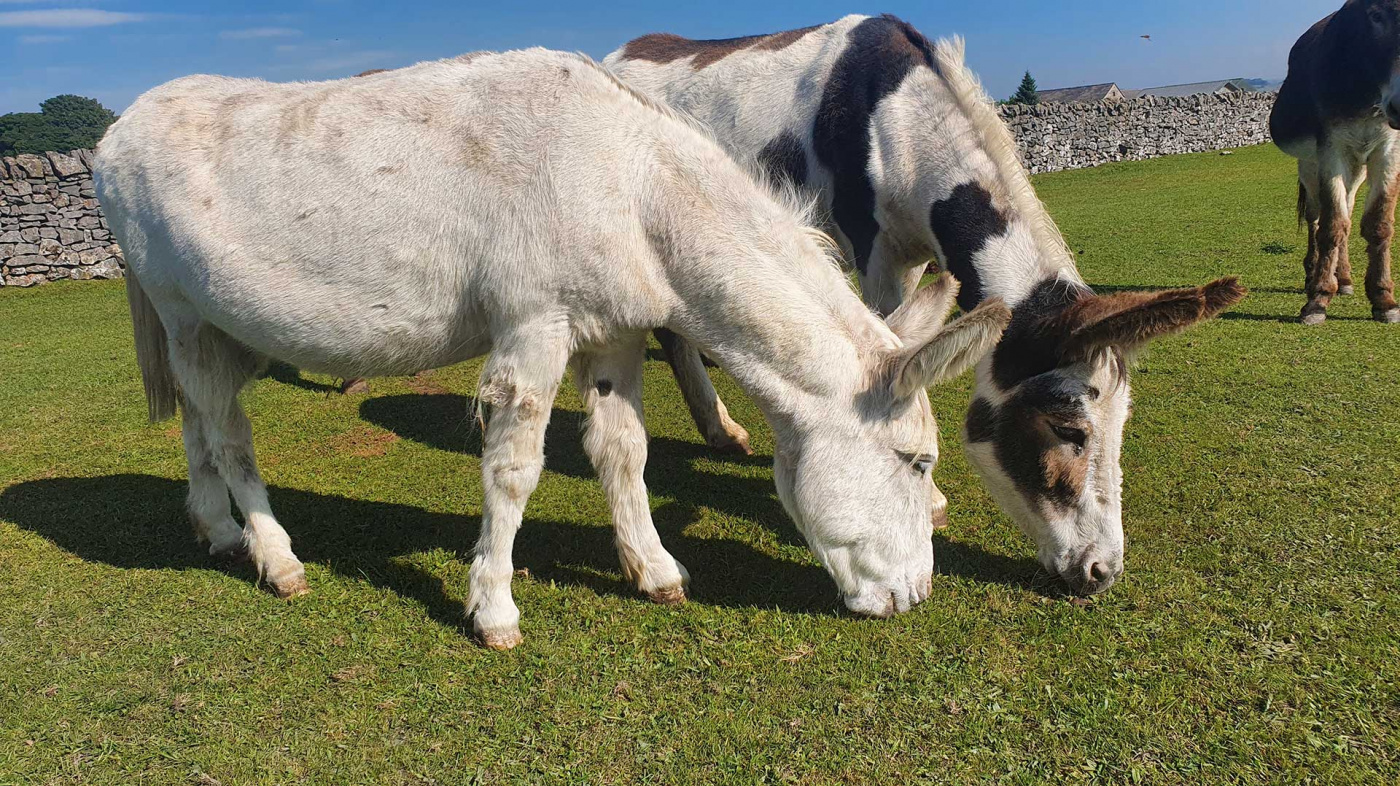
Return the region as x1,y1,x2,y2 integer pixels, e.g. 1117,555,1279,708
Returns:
575,337,690,604
467,328,568,650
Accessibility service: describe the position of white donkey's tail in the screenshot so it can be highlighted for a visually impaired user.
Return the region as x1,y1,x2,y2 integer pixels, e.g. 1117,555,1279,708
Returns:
125,269,178,422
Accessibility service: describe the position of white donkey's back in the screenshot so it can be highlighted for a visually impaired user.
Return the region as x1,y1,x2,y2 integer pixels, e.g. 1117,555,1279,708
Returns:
95,49,1009,648
97,50,681,378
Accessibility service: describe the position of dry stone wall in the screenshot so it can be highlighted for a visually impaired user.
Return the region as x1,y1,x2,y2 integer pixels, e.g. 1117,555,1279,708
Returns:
0,92,1276,287
1,150,123,287
999,91,1277,174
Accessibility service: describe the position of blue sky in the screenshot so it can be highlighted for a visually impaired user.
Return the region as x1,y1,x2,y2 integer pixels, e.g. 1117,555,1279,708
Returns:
1,0,1344,115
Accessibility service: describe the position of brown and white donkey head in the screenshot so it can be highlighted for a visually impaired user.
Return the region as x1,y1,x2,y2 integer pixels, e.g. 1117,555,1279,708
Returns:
963,277,1246,596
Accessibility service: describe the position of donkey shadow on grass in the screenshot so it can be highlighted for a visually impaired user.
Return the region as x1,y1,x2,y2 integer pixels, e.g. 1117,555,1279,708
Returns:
358,393,1053,595
0,473,1052,633
0,394,1051,634
0,473,844,633
358,392,793,541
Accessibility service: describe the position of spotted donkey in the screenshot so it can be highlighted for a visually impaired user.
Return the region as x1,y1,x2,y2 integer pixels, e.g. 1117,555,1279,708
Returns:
1272,0,1400,326
608,15,1246,595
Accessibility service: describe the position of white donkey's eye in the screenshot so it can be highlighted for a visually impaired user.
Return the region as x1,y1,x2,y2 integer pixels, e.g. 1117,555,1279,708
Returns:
896,451,934,474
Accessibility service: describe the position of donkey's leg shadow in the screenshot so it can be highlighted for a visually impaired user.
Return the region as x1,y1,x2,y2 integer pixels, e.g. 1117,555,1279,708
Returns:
0,473,838,626
0,474,481,633
357,392,830,610
359,393,803,547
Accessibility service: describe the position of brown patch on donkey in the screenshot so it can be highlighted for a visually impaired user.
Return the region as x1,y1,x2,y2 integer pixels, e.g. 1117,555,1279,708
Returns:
622,26,818,69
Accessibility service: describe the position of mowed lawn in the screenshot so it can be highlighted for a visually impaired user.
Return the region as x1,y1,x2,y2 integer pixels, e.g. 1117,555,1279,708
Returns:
2,143,1397,784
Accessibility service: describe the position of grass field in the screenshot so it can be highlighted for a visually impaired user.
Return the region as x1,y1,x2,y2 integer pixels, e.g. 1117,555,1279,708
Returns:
2,143,1398,784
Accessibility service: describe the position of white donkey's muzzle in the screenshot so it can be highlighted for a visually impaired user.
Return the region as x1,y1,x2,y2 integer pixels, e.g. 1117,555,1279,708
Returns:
843,572,935,617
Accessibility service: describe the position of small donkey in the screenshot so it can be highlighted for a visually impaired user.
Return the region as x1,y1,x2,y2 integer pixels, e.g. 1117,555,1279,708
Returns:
1272,0,1400,325
95,49,1009,648
608,15,1245,594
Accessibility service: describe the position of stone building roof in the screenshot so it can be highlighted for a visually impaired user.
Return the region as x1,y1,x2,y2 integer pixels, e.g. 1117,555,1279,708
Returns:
1124,79,1254,99
1035,83,1126,104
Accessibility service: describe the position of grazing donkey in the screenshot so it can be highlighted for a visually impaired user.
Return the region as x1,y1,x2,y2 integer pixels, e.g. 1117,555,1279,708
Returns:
1272,0,1400,325
608,15,1246,595
94,49,1011,648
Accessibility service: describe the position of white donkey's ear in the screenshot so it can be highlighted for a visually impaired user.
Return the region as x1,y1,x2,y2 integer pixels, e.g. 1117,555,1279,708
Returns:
893,298,1012,399
886,272,960,344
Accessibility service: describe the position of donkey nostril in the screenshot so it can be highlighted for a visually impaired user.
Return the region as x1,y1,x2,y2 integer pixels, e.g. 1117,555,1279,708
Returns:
1089,562,1110,583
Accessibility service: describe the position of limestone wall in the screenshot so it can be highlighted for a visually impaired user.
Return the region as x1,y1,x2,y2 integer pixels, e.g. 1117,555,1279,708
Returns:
999,91,1276,174
0,91,1278,287
1,150,123,287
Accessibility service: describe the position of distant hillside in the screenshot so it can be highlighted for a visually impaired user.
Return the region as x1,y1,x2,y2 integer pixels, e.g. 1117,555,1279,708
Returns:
1244,78,1283,92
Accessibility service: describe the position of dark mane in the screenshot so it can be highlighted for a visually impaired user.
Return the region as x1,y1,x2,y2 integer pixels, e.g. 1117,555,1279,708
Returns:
876,13,937,69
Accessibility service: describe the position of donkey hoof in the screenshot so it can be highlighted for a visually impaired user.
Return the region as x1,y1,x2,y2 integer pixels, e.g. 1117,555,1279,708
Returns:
209,541,248,562
269,570,310,599
1299,311,1327,326
1338,285,1355,296
719,436,754,456
1375,307,1400,324
647,585,688,606
478,628,523,651
710,429,753,456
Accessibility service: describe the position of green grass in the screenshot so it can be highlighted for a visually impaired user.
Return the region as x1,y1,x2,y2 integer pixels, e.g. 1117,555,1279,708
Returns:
2,144,1397,784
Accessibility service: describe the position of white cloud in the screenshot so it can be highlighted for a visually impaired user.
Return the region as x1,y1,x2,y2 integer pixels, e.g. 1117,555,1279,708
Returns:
0,10,145,27
220,27,301,41
18,33,71,43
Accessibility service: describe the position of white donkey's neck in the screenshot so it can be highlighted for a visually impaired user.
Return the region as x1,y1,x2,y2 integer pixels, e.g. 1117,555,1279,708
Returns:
588,60,891,427
653,172,891,423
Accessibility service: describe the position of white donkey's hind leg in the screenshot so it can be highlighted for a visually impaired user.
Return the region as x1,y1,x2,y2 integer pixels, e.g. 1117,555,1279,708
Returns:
653,328,751,455
858,235,928,318
182,422,244,558
575,336,689,605
467,326,569,650
167,321,307,598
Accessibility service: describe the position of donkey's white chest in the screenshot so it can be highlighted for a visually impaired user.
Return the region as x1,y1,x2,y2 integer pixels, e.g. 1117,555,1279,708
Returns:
1280,115,1398,164
1332,116,1396,159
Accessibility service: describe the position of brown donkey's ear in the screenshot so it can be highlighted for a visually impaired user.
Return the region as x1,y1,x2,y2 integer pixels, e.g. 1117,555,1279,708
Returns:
894,298,1013,399
886,272,960,345
1054,277,1247,359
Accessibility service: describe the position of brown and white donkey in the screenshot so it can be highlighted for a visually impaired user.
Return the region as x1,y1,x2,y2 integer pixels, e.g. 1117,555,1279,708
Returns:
1272,0,1400,325
607,14,1244,595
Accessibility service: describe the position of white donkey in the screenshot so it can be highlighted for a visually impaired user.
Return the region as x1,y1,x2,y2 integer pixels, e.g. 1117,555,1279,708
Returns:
94,49,1010,648
608,15,1246,595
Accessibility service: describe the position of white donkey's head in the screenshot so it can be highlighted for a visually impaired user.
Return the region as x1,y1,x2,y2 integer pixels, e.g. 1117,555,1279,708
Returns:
773,274,1010,617
963,277,1246,596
